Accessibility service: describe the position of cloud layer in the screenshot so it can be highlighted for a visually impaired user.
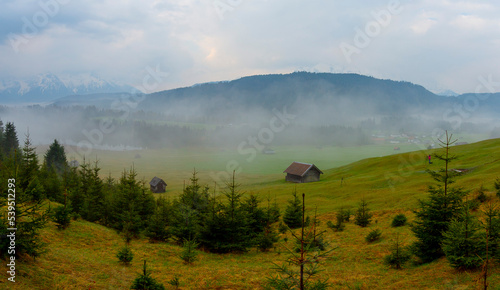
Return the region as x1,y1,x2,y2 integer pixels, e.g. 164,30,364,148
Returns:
1,0,499,94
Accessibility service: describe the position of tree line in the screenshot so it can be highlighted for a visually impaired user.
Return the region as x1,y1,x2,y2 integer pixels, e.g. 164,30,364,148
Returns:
1,120,320,261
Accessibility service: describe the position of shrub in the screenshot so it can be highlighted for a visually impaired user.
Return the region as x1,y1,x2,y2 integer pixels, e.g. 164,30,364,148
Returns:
326,212,345,232
116,246,133,265
468,199,481,212
354,199,372,227
442,207,485,270
365,229,382,243
179,239,199,264
384,236,411,269
168,275,180,289
340,208,351,222
257,226,279,252
476,185,488,203
52,205,71,230
131,260,165,290
391,214,407,227
278,222,288,234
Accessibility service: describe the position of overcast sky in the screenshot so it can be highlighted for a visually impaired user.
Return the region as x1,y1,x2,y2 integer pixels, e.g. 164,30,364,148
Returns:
1,0,499,94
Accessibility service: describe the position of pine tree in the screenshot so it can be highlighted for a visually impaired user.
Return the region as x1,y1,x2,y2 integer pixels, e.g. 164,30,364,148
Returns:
411,131,466,263
266,193,331,289
19,132,43,201
442,204,485,270
171,170,210,242
267,196,281,224
146,196,172,242
3,122,19,157
81,160,105,223
482,202,500,259
241,193,267,245
44,139,68,175
384,234,411,269
199,171,251,253
111,168,155,237
131,260,165,290
39,162,64,203
354,198,372,227
179,238,199,264
283,188,304,229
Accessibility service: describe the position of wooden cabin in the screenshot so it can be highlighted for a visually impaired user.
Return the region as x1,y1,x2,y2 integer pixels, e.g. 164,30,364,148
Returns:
149,176,167,193
283,162,323,183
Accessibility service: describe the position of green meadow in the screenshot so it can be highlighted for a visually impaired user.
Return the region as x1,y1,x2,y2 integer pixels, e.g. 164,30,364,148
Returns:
8,138,500,289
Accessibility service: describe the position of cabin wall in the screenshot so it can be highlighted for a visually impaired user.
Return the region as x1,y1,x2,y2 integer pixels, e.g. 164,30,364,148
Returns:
286,173,302,183
303,171,320,183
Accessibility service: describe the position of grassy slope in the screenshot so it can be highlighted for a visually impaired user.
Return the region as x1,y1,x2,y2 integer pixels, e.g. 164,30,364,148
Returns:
4,139,500,289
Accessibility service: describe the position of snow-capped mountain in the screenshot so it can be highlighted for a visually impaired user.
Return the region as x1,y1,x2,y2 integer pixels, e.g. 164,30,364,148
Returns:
0,73,138,104
437,89,459,97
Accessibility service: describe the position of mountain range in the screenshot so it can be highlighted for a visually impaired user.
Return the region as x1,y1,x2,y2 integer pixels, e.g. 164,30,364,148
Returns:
0,73,137,104
1,72,499,125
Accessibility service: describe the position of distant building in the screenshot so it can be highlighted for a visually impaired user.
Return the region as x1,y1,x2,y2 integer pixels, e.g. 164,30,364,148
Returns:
149,176,167,193
283,162,323,183
262,147,275,154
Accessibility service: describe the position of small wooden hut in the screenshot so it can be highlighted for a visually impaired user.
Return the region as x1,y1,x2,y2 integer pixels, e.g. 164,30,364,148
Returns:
149,176,167,193
283,162,323,183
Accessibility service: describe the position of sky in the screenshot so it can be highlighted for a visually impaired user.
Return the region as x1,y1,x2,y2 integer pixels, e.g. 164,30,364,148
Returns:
1,0,500,94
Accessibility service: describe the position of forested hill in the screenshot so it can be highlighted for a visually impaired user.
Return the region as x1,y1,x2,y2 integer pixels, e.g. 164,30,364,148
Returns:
139,72,446,117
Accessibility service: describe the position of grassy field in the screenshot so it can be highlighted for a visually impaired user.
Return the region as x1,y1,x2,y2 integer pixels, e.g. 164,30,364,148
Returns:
6,138,500,289
55,142,428,195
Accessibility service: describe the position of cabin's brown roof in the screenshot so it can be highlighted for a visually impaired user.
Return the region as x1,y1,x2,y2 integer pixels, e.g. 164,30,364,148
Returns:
283,162,323,177
150,176,167,186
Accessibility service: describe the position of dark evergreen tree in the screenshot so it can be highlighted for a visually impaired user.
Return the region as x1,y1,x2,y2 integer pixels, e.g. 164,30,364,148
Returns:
117,245,134,265
131,261,165,290
354,199,372,227
283,189,304,229
494,178,500,198
266,193,331,289
170,170,210,242
391,214,407,227
241,193,267,245
80,160,105,223
39,162,64,203
146,196,172,242
384,235,411,269
199,172,251,253
442,204,485,270
265,194,281,224
3,122,19,157
19,132,43,201
111,168,155,237
179,238,199,264
52,205,71,230
44,139,68,175
482,202,500,259
411,132,466,263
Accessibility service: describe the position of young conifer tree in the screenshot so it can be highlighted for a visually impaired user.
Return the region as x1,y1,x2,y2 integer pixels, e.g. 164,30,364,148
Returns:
411,131,466,263
283,188,303,229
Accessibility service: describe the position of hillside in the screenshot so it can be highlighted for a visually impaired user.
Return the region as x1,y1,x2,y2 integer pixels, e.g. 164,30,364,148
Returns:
2,138,500,289
139,72,446,121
